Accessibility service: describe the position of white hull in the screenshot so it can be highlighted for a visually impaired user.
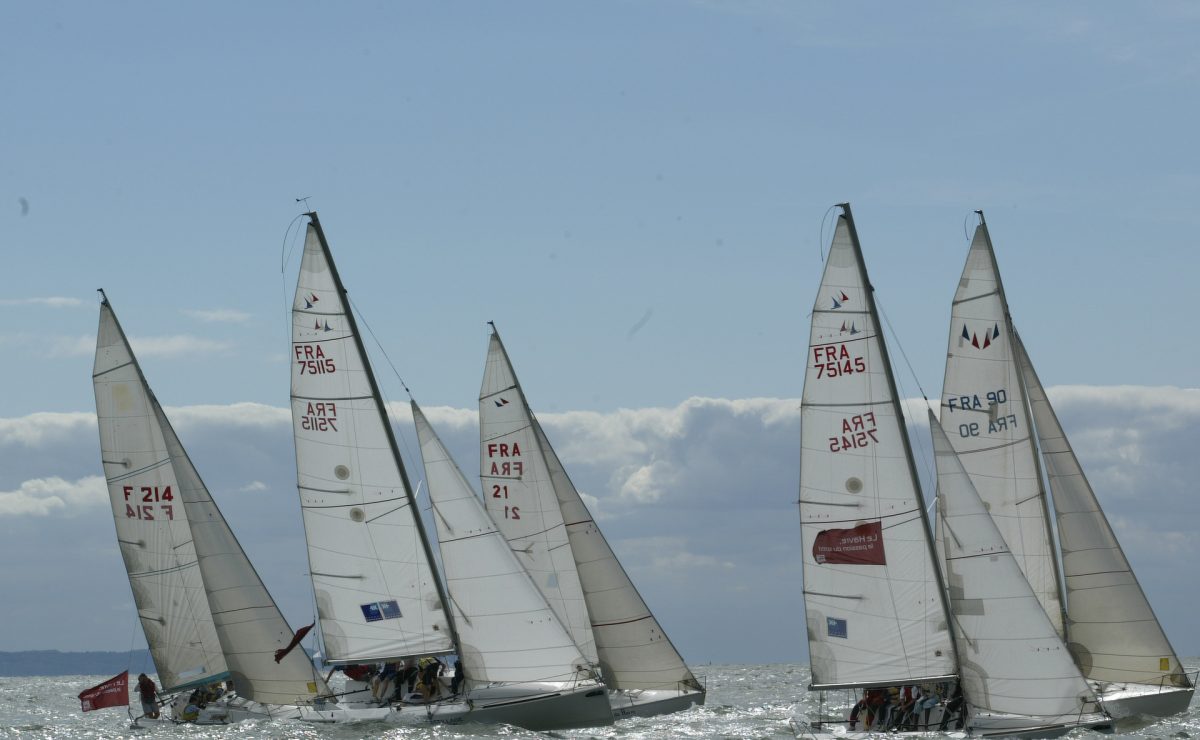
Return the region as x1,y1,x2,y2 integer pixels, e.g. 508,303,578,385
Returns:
609,687,705,719
1096,682,1194,720
300,681,613,730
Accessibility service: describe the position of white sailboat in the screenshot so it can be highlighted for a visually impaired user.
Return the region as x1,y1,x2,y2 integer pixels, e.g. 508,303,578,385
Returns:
793,204,1111,738
287,212,612,729
479,326,706,717
93,293,328,724
940,214,1194,718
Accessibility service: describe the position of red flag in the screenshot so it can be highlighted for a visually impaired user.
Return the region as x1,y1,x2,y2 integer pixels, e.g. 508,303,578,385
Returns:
813,521,886,565
275,622,315,663
78,670,129,712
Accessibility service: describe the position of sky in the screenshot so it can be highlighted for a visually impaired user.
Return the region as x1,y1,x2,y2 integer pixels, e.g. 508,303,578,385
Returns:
2,2,1199,667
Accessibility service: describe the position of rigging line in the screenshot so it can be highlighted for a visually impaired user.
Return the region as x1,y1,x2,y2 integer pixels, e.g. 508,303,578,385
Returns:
280,211,309,355
819,203,840,263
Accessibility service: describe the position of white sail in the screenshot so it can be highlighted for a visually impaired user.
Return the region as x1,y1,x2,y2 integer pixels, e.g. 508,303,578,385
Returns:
93,299,229,692
798,211,955,689
479,329,598,666
412,402,591,686
930,410,1107,728
1014,332,1190,690
154,401,327,705
533,417,702,693
939,223,1064,637
290,218,452,663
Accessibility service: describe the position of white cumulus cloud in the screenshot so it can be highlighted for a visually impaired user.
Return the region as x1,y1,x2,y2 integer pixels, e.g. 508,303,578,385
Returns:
0,475,107,517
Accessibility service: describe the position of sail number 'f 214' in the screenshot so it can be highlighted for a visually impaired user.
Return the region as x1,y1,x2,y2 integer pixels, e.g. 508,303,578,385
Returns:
123,485,174,520
295,344,336,375
812,343,866,379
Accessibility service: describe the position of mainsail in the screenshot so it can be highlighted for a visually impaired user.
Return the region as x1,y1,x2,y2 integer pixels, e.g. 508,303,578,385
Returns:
939,219,1064,637
798,206,956,689
478,329,598,666
1014,332,1190,691
412,402,591,686
289,213,453,664
931,411,1107,729
93,297,229,693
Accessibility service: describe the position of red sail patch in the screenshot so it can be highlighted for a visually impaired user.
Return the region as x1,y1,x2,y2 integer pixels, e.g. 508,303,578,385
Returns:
813,521,885,565
78,670,129,712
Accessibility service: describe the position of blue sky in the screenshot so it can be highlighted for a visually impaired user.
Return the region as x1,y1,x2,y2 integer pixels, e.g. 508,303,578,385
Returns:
2,2,1198,664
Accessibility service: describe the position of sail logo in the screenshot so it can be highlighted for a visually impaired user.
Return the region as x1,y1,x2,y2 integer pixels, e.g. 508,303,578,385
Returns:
813,521,885,565
302,292,320,309
838,321,860,336
826,617,848,639
360,599,402,622
960,322,1001,350
494,397,510,408
312,319,333,332
830,291,850,309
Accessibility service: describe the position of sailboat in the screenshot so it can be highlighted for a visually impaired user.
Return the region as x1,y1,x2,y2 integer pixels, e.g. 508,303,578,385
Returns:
92,292,328,724
940,214,1195,719
793,204,1111,738
479,326,707,717
287,212,612,729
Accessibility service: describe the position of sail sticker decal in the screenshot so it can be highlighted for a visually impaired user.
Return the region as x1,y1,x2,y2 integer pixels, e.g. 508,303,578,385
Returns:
360,600,402,622
311,319,333,332
838,321,860,336
295,344,336,375
827,617,848,639
494,397,510,407
303,292,320,309
830,291,850,309
813,521,885,565
960,322,1002,350
812,342,867,379
828,412,879,452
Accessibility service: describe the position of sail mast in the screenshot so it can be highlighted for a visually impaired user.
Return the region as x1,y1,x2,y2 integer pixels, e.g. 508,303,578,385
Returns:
303,211,461,654
973,210,1069,636
838,204,958,661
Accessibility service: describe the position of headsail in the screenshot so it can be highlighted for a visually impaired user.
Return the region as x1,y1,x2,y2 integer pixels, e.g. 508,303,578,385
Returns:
155,401,327,704
798,207,955,689
533,416,702,693
479,329,598,666
412,402,591,686
1014,331,1190,690
289,214,453,664
939,220,1065,637
931,410,1107,728
93,297,229,692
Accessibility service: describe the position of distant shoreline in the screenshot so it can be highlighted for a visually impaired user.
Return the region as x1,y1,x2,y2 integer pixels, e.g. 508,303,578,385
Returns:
0,650,154,677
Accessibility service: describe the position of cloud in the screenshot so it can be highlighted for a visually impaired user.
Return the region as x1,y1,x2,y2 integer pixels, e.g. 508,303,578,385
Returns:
0,475,107,517
0,412,95,447
0,296,83,308
131,335,234,357
183,308,252,324
239,481,268,493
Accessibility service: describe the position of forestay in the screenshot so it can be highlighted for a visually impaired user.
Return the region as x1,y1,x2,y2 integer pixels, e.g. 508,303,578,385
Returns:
534,417,702,693
479,330,598,666
798,212,955,689
412,402,590,686
290,219,452,664
1014,332,1189,690
93,299,229,693
931,411,1106,727
156,402,327,705
939,223,1064,638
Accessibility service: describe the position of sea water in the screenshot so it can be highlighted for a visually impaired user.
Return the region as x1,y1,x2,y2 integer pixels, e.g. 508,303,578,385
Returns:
1,663,1196,739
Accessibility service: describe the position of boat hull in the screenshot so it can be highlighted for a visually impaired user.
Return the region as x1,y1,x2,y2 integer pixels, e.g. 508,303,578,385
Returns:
1098,683,1194,720
609,687,705,718
299,681,613,730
